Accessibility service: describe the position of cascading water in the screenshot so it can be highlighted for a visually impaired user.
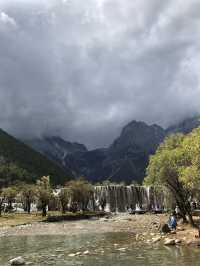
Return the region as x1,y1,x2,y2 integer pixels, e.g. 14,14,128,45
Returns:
47,185,169,213
93,185,166,212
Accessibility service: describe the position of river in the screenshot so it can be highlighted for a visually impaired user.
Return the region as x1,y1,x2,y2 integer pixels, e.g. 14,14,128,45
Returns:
1,232,200,266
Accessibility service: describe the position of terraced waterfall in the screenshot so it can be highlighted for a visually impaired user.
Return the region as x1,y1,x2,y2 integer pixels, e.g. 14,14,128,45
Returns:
93,186,167,212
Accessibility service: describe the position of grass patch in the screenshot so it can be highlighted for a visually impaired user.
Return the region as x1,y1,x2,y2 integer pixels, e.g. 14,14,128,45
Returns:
0,211,108,226
0,212,45,227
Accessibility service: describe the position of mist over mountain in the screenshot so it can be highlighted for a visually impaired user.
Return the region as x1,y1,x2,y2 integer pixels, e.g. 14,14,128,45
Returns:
1,1,200,149
166,116,200,135
24,116,200,183
1,1,200,184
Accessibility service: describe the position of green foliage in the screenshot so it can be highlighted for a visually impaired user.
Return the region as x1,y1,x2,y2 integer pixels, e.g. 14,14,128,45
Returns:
144,129,200,225
21,184,37,213
0,161,34,187
144,134,185,186
2,186,18,210
2,186,17,200
36,176,52,216
96,179,126,186
67,177,94,211
0,190,5,216
145,128,200,191
178,128,200,189
58,188,72,213
0,129,73,186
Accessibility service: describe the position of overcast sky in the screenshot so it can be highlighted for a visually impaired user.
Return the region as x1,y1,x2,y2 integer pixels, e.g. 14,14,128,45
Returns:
0,0,200,148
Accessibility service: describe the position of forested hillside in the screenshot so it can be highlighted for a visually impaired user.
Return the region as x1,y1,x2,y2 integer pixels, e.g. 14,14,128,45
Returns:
0,129,74,186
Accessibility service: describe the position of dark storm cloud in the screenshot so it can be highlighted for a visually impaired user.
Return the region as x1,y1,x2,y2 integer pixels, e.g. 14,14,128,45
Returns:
0,0,200,148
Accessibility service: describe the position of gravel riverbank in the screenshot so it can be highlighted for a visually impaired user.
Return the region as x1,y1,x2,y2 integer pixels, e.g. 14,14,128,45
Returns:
0,213,167,237
0,213,200,247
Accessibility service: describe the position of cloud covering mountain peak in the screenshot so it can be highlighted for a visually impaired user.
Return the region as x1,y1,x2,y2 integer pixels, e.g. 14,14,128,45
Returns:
0,0,200,148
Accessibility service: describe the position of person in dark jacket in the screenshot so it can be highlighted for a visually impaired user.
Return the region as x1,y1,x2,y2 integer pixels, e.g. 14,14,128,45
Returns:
168,212,177,230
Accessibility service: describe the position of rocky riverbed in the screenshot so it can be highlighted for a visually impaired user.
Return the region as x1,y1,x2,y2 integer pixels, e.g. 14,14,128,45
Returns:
2,214,200,266
0,213,200,247
0,213,164,237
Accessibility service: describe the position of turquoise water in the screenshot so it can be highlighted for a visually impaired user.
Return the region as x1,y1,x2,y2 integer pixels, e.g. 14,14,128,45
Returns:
1,233,200,265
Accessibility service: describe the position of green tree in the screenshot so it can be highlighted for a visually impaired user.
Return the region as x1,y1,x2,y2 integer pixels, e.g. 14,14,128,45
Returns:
21,184,36,214
67,178,94,212
0,190,5,216
3,186,17,211
0,161,33,187
58,188,72,213
178,128,200,189
36,176,52,216
144,133,195,225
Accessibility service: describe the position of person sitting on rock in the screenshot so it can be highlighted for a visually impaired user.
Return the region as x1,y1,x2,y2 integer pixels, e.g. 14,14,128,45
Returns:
168,212,177,230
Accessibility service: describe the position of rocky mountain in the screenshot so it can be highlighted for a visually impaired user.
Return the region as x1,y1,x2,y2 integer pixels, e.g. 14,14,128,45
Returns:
0,129,74,186
64,117,200,183
53,121,165,183
105,121,166,183
64,148,109,181
24,136,87,169
109,121,166,155
23,116,200,184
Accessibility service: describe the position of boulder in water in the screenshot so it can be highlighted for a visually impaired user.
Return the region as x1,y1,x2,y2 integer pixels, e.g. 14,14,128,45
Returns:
177,226,184,231
175,239,182,244
152,236,161,243
164,238,175,245
9,257,25,265
83,250,90,255
68,253,76,257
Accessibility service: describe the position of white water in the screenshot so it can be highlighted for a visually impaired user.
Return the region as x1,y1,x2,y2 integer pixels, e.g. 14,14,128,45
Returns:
94,186,166,212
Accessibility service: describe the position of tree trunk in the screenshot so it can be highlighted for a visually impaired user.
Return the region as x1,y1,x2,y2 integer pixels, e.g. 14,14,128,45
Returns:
8,200,12,211
42,205,47,216
0,198,4,216
27,201,31,214
198,226,200,237
61,204,65,214
187,212,195,227
185,199,195,226
167,180,194,225
176,201,187,223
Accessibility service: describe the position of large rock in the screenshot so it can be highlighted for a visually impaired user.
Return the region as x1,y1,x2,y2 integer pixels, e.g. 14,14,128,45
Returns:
160,223,171,234
175,239,182,244
164,238,175,245
9,256,25,265
83,250,90,255
152,236,161,243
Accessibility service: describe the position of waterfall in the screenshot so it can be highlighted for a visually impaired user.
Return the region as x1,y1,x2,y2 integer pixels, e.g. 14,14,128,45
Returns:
93,185,166,212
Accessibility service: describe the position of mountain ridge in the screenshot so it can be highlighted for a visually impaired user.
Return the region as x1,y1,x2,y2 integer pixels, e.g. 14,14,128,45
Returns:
0,129,74,186
22,116,200,184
